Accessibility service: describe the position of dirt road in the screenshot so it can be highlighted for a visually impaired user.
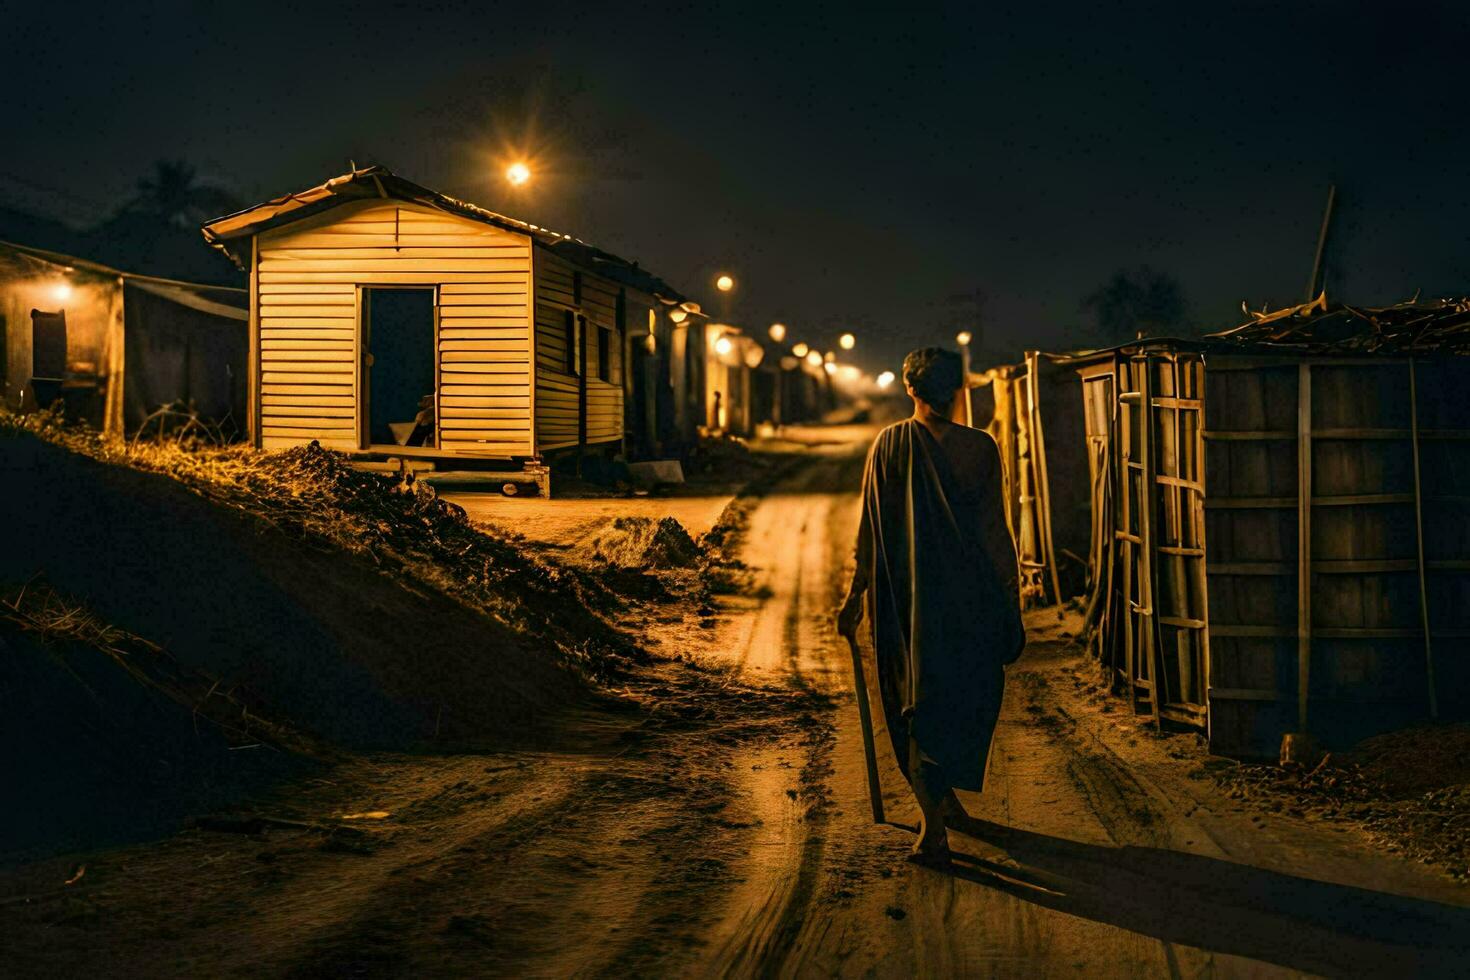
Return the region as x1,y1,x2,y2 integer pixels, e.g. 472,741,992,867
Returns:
7,426,1470,978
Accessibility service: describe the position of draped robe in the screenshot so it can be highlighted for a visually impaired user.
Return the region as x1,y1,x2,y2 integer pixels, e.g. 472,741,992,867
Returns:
855,418,1024,790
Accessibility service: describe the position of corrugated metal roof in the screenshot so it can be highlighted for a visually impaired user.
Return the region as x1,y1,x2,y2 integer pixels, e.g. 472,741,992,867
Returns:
200,166,688,302
0,238,246,300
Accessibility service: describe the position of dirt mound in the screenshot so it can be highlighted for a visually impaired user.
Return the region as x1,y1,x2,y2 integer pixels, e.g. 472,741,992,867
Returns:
579,516,704,569
0,410,650,857
0,413,638,747
1350,723,1470,797
1214,722,1470,882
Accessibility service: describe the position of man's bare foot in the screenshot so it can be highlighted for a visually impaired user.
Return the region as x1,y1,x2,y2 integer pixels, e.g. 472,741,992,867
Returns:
910,813,951,865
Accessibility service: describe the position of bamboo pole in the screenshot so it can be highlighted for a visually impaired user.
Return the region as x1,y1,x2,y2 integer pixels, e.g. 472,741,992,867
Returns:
1297,363,1313,733
1027,352,1063,604
1408,359,1439,719
1139,356,1165,727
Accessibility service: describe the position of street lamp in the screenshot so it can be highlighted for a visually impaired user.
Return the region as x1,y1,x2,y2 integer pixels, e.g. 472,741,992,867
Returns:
839,332,855,351
715,274,735,292
955,330,972,347
805,350,823,368
768,323,787,343
791,342,809,358
506,162,531,186
876,370,896,389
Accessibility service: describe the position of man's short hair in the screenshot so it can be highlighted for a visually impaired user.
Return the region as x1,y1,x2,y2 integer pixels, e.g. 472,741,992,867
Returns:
903,347,964,413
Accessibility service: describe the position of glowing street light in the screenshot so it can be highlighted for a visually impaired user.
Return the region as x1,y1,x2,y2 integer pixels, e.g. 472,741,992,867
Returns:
840,365,861,381
956,330,972,347
876,370,896,389
824,351,835,363
791,341,809,358
805,350,823,368
768,323,787,343
51,281,72,303
714,335,734,356
506,161,532,186
823,361,838,376
839,332,855,350
715,274,735,292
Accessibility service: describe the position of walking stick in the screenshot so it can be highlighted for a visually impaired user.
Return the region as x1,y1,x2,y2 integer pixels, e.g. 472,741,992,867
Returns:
844,632,886,824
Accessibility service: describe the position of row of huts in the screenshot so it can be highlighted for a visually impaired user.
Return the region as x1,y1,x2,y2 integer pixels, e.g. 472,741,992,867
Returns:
2,166,838,481
967,296,1470,757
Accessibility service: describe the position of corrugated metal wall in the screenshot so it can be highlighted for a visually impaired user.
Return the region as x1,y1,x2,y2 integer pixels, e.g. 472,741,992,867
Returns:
254,202,533,454
531,250,624,452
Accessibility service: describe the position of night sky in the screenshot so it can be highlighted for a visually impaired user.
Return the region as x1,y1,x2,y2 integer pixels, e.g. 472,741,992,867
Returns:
5,1,1469,374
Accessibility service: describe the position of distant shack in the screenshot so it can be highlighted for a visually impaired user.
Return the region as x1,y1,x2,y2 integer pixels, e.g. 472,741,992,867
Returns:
202,167,699,490
0,240,247,436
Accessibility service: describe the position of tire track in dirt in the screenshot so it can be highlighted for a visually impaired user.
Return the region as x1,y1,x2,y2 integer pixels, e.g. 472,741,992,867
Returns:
697,447,865,976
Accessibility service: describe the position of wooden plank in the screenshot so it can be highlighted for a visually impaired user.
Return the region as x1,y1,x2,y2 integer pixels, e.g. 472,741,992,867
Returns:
258,283,357,297
264,405,356,418
262,394,354,407
1207,562,1294,576
1210,625,1297,638
440,383,531,397
262,371,354,384
261,349,355,362
259,258,529,274
261,316,355,327
260,271,529,285
249,234,260,447
1312,427,1411,440
1139,357,1164,728
1209,687,1283,702
1314,559,1418,574
1203,430,1295,441
440,351,527,364
1409,359,1438,719
1297,363,1312,733
263,383,353,396
260,329,356,340
439,408,531,420
1205,496,1296,510
441,395,529,408
264,246,527,261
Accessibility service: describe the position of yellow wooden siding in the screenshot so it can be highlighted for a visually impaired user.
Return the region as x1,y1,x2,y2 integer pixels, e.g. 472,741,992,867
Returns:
532,250,624,451
254,202,533,455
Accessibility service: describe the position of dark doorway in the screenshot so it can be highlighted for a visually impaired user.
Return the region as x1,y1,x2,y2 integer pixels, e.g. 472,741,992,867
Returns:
365,288,435,447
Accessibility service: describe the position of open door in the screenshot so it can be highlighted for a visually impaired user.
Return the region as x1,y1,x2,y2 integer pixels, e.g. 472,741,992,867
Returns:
362,288,436,448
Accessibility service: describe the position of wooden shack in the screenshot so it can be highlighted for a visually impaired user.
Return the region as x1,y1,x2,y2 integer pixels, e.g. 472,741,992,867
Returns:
1071,297,1470,756
701,324,768,436
964,351,1092,607
0,240,247,436
201,167,690,490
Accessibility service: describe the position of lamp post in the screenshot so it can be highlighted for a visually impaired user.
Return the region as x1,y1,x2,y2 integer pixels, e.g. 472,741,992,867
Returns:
839,331,855,351
956,330,974,426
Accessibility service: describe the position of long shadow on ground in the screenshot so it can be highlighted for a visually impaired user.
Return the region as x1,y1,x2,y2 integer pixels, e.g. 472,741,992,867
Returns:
938,816,1470,976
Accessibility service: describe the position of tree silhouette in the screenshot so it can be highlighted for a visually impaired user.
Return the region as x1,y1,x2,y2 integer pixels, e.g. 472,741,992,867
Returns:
131,160,239,228
1081,267,1188,344
85,161,243,284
